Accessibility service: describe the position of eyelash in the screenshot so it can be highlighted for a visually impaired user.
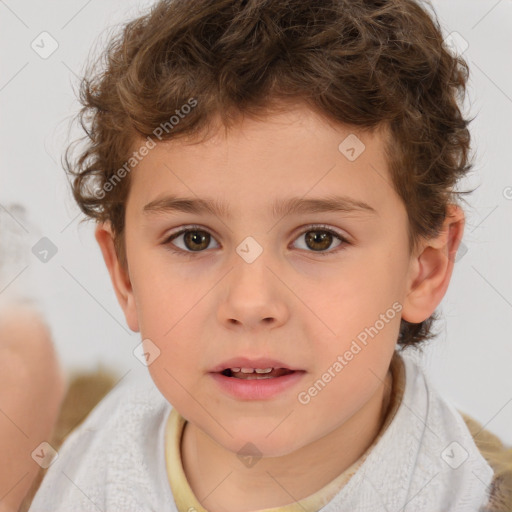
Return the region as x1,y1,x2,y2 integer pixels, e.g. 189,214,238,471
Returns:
162,224,350,257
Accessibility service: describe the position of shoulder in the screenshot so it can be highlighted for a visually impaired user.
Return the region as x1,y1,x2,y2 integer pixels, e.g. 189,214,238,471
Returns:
397,352,512,510
459,412,512,512
28,372,175,512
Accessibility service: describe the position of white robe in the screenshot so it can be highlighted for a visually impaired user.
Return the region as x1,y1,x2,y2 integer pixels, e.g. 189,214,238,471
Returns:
28,351,494,512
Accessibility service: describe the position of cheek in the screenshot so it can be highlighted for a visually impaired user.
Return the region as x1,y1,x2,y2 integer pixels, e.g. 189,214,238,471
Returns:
143,323,207,412
312,262,401,338
130,259,191,337
303,251,403,381
130,265,207,349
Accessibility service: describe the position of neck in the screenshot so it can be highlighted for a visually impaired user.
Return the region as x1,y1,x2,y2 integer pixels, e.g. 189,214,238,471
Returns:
181,369,393,512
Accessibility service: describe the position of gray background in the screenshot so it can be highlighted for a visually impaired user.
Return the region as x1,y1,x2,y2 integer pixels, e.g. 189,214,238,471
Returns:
0,0,511,443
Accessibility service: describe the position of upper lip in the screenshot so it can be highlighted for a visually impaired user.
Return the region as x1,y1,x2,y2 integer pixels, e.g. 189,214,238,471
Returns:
210,357,302,373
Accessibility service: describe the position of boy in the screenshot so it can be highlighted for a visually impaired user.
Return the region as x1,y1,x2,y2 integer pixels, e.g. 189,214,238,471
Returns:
28,0,511,511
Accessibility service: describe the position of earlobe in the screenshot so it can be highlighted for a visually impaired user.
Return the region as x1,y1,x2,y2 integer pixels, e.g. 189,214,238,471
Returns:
401,205,465,324
94,223,140,332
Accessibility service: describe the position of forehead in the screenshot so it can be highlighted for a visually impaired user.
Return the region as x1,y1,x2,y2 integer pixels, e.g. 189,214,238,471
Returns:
126,106,399,219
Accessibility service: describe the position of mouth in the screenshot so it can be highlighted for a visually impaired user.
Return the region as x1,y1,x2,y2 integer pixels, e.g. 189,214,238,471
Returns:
218,367,297,380
210,365,306,400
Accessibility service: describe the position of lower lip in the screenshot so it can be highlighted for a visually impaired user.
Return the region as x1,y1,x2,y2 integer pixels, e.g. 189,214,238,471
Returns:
209,371,306,400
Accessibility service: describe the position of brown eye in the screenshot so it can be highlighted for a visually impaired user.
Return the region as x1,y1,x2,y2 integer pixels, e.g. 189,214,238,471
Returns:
183,230,210,251
165,227,219,254
304,231,333,251
293,226,348,255
164,225,348,257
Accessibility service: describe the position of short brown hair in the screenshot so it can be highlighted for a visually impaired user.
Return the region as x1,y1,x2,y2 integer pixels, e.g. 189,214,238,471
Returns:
64,0,475,349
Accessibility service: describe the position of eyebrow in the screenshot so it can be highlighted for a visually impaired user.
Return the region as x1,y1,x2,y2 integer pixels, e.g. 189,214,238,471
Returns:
143,194,377,219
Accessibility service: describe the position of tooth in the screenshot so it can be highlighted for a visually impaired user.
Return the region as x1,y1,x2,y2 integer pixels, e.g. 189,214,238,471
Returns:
255,368,273,373
240,368,255,373
231,367,241,372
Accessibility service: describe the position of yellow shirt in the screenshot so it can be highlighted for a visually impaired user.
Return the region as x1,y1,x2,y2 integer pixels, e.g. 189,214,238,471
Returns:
164,350,407,512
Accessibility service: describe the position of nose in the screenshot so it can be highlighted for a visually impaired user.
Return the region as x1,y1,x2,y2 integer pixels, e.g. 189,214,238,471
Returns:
217,255,289,331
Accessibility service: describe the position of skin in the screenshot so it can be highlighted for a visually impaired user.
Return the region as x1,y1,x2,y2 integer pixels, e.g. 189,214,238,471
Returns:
96,104,465,512
0,305,65,512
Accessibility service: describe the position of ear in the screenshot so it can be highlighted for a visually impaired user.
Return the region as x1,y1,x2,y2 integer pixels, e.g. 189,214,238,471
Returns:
401,204,465,324
94,222,139,332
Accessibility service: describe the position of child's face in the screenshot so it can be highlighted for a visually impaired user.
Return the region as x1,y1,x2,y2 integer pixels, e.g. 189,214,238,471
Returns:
108,105,420,456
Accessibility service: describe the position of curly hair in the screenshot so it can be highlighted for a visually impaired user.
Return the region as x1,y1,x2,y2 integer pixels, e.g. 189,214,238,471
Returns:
64,0,476,350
